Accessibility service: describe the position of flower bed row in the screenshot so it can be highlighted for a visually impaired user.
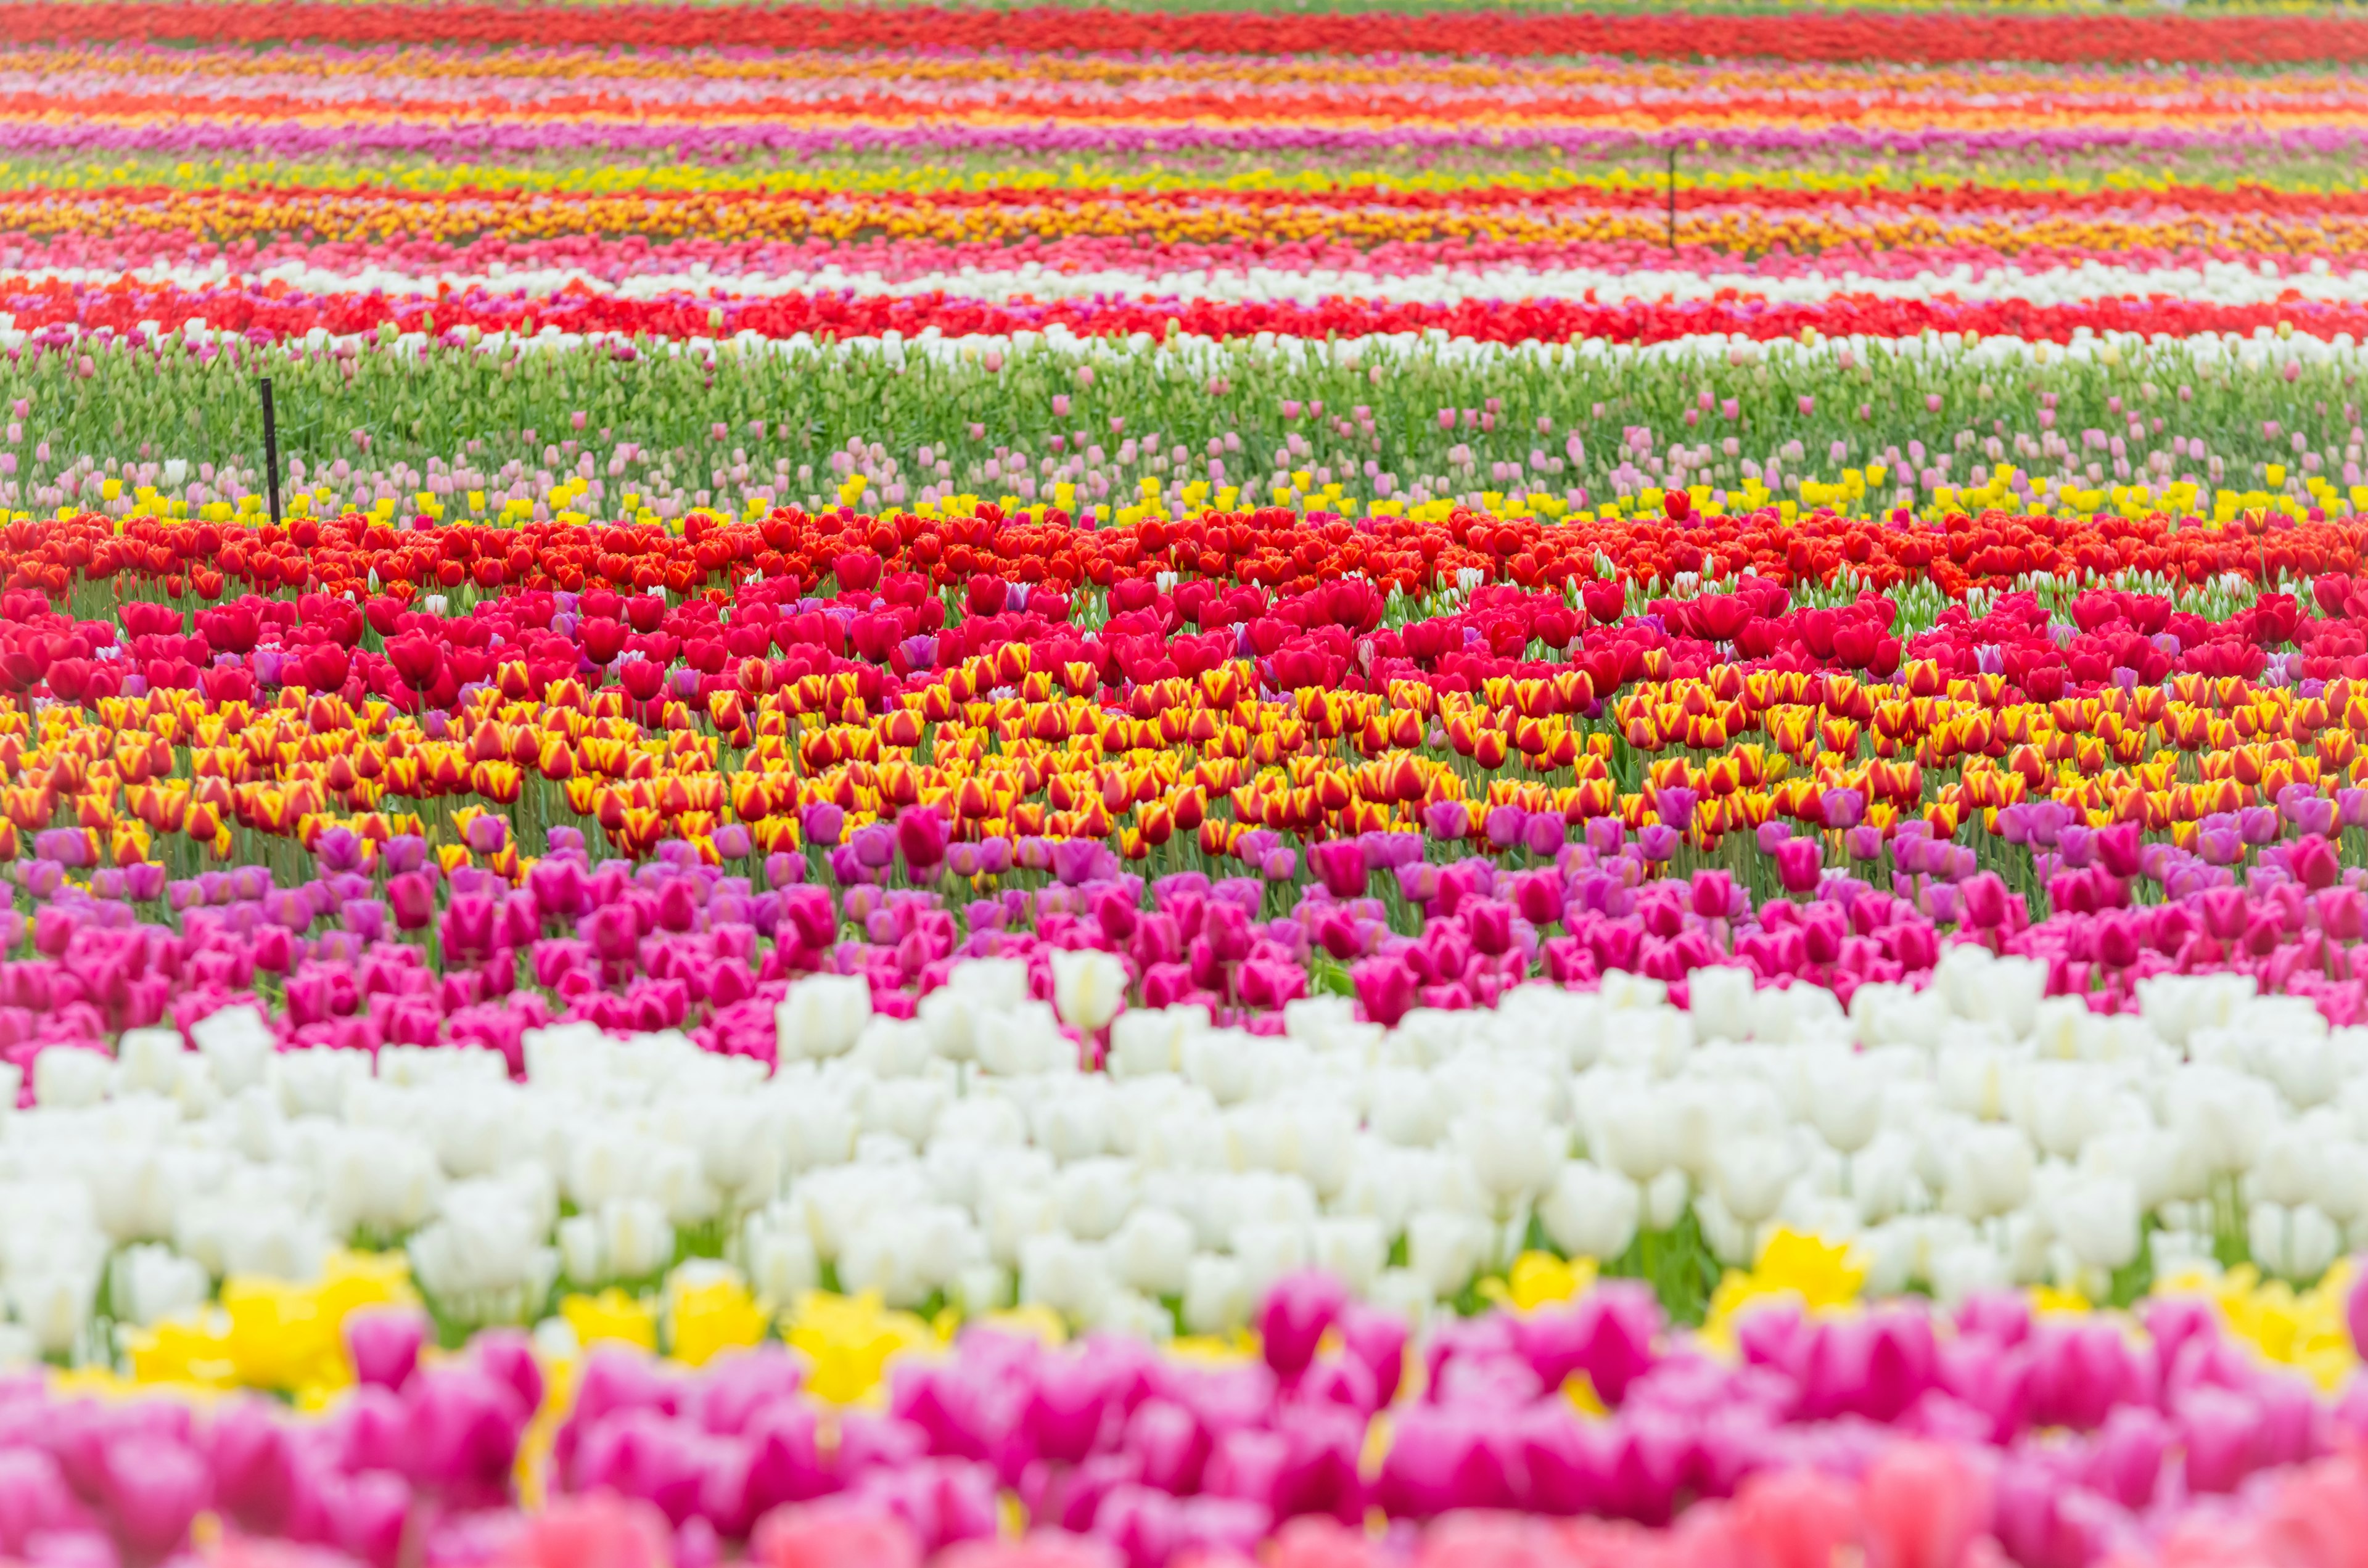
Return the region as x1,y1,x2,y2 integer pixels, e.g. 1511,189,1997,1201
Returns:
7,332,2366,550
12,2,2368,65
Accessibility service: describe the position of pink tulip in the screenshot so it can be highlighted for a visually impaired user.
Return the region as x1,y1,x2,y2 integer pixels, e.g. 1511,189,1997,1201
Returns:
1859,1441,1994,1568
496,1493,675,1568
343,1305,426,1393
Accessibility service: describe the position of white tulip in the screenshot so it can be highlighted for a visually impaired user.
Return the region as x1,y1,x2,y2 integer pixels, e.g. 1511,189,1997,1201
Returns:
1692,1190,1759,1268
2136,973,2256,1050
1937,1043,2012,1122
774,974,871,1061
1643,1168,1690,1232
1589,1086,1674,1184
917,988,979,1062
778,1093,859,1173
9,1270,92,1357
33,1047,110,1110
270,1048,368,1119
742,1210,819,1305
976,1003,1074,1077
1108,1007,1198,1078
948,957,1030,1011
1405,1209,1487,1298
1232,1221,1310,1303
601,1198,675,1281
1713,1135,1799,1226
115,1028,184,1096
323,1127,444,1239
984,1183,1063,1270
2253,1136,2325,1210
1181,1029,1261,1106
1600,1004,1692,1077
1055,1157,1137,1241
1493,985,1606,1069
1686,966,1755,1045
191,1004,274,1094
1108,1206,1194,1297
2019,1062,2118,1160
861,1078,950,1147
1537,1161,1638,1260
1181,1253,1251,1334
1034,1088,1114,1162
950,1263,1011,1318
2054,1176,2141,1272
1926,1241,2012,1308
558,1214,605,1286
1804,1058,1885,1155
2258,1033,2340,1110
2166,1067,2279,1175
1018,1233,1108,1321
2251,1201,2343,1284
1452,1107,1558,1206
1945,1123,2034,1219
842,1207,977,1308
1050,948,1128,1033
1311,1215,1387,1295
2313,1140,2368,1224
110,1244,208,1328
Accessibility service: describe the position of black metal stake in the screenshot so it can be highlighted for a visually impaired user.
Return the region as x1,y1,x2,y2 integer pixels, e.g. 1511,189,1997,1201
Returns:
259,377,282,528
1666,145,1677,255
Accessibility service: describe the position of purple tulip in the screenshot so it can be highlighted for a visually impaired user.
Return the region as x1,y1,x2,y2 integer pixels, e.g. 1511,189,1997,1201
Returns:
711,824,753,861
1520,812,1565,858
1422,799,1471,842
2197,823,2244,866
851,823,897,870
382,834,428,876
802,802,847,848
1052,838,1101,887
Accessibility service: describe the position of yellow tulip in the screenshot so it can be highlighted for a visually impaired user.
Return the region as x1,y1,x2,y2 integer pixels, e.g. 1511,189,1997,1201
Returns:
781,1291,932,1404
1703,1228,1868,1342
667,1272,768,1368
563,1290,660,1353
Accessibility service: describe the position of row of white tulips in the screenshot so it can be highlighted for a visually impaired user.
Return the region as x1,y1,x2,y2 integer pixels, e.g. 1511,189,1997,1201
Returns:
0,945,2353,1363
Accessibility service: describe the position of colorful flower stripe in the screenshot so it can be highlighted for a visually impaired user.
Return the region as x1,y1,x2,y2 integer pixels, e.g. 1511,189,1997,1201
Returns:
14,3,2368,65
25,277,2368,347
16,255,2368,312
9,49,2368,164
17,184,2368,261
21,1257,2368,1568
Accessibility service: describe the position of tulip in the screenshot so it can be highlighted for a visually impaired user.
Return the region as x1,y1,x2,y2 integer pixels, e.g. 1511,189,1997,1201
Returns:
344,1305,426,1392
1773,837,1822,895
802,803,847,848
1351,956,1416,1027
1306,841,1367,900
1050,946,1127,1033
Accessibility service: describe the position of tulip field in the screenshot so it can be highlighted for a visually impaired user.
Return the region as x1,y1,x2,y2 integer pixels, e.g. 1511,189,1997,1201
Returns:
20,2,2368,1566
